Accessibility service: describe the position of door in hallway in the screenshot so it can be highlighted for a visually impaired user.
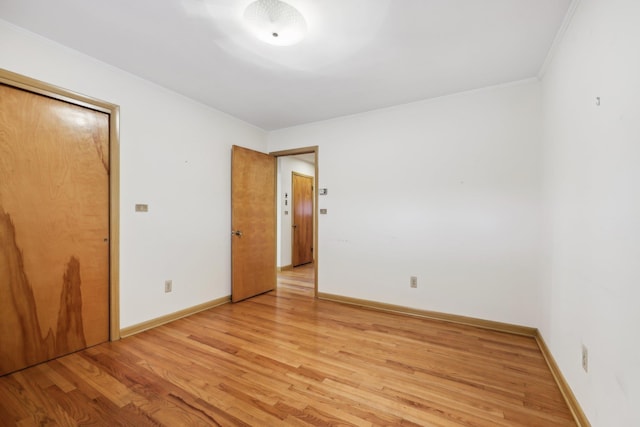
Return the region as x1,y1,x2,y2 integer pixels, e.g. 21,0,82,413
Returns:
292,172,313,267
231,145,276,302
0,83,110,375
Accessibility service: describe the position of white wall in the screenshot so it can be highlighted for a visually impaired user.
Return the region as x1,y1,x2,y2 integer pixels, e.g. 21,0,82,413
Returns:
277,157,315,267
540,0,640,425
0,20,267,329
268,81,544,327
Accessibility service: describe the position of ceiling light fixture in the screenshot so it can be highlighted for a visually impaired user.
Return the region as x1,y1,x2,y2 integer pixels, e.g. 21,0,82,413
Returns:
243,0,307,46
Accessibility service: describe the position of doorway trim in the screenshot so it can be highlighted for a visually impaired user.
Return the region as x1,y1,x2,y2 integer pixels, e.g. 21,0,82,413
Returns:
270,146,319,297
0,69,121,341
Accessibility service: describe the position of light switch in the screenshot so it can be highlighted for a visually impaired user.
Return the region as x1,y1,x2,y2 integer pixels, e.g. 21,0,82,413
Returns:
320,209,327,214
135,204,148,212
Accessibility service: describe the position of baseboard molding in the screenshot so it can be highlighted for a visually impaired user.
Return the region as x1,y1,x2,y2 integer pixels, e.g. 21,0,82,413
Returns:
317,292,536,337
535,331,591,427
120,295,231,338
278,265,293,272
317,292,589,426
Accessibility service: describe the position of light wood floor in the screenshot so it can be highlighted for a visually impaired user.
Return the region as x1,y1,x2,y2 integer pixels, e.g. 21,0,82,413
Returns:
277,263,315,294
0,265,575,426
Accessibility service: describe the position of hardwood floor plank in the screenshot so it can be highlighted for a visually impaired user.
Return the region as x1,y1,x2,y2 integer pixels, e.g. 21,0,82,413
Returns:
289,383,406,426
0,265,576,426
11,377,76,426
57,353,140,408
35,364,76,394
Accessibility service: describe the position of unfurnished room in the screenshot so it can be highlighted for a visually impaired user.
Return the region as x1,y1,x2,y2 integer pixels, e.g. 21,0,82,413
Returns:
0,0,638,426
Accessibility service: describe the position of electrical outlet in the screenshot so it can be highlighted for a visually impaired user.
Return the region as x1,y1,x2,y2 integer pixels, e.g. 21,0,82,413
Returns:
410,276,418,288
164,280,172,293
581,344,588,373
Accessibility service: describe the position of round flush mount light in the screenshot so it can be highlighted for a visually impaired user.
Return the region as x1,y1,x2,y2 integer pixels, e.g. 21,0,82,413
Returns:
243,0,307,46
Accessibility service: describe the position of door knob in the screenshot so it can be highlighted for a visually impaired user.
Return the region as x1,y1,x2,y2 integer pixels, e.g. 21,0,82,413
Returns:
231,230,243,237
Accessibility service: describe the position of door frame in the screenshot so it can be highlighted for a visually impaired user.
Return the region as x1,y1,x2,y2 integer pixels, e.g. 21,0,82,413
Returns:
270,146,319,296
0,69,121,341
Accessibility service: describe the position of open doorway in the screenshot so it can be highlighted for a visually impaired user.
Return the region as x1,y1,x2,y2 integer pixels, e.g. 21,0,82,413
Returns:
270,147,318,297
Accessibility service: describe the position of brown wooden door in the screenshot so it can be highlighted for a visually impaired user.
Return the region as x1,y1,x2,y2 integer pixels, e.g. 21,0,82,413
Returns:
0,84,110,376
231,145,276,302
292,172,314,267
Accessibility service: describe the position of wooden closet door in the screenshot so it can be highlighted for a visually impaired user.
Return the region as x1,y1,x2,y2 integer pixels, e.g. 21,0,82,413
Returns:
0,84,109,375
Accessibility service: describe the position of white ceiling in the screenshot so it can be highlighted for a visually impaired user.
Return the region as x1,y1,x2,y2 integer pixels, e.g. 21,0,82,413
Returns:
0,0,572,130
